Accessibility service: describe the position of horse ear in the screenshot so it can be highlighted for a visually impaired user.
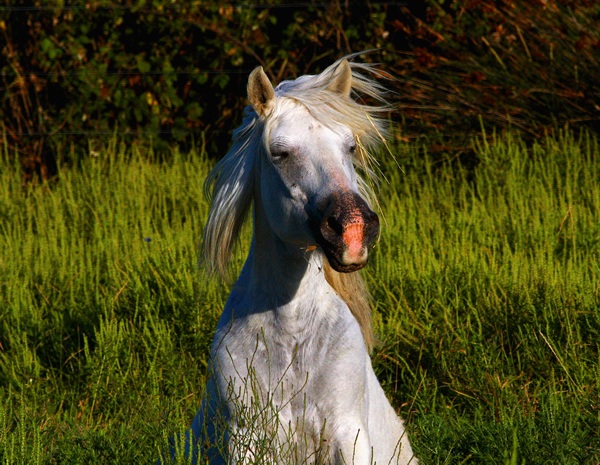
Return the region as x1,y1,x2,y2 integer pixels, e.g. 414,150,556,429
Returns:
248,66,276,117
326,59,352,97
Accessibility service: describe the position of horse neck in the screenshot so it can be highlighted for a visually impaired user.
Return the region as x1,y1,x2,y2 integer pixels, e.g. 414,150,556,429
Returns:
246,205,321,304
243,200,375,352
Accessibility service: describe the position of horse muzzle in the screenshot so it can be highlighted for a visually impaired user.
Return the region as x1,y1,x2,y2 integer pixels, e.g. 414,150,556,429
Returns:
313,191,379,273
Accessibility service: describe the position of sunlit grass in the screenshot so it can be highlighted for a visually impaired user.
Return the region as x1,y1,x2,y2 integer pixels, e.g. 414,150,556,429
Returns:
1,130,598,464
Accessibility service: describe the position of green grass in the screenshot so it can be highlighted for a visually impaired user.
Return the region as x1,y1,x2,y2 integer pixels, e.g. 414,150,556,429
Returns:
1,130,598,464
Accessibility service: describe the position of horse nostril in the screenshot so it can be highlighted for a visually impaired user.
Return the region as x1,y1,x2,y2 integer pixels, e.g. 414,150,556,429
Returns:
326,216,344,236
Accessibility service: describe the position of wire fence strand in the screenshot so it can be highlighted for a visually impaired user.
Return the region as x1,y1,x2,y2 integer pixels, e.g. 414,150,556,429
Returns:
0,2,406,13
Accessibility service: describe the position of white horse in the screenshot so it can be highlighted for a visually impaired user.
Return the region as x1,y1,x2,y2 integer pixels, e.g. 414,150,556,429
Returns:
180,57,417,465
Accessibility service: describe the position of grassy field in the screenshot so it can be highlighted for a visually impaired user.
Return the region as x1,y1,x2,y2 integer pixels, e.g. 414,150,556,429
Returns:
1,130,598,464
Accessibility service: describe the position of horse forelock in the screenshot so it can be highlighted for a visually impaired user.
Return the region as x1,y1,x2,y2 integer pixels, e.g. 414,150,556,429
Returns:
274,58,391,147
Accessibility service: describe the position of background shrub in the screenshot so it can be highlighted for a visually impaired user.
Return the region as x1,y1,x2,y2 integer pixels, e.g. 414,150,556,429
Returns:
1,0,599,179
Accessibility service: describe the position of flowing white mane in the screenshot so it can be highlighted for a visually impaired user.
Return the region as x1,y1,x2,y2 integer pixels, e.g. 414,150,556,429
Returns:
274,59,391,151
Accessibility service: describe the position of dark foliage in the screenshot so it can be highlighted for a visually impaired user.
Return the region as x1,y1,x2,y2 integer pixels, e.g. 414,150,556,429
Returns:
1,0,599,179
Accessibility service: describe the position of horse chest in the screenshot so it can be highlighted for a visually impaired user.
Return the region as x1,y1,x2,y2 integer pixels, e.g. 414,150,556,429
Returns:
220,283,349,356
215,294,366,412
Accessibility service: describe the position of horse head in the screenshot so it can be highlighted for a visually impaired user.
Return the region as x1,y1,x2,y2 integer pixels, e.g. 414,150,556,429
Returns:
247,60,380,272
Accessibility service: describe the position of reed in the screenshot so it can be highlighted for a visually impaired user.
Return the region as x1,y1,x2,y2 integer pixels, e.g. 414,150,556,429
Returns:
1,130,598,464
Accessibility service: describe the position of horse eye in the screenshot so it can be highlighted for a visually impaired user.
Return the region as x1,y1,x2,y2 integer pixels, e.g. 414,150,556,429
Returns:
349,144,357,154
271,149,290,162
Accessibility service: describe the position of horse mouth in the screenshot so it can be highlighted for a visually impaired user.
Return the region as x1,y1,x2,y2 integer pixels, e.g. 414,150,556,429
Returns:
312,192,379,274
320,247,369,273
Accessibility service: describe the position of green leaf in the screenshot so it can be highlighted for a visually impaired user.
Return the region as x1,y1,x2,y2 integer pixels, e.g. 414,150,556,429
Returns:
136,55,151,74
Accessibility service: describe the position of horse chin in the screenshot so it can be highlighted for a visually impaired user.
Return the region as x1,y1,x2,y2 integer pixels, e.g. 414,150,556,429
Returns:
322,249,367,273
